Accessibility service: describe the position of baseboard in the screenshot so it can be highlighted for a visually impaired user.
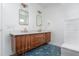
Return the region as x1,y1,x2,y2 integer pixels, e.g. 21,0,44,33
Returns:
49,43,62,48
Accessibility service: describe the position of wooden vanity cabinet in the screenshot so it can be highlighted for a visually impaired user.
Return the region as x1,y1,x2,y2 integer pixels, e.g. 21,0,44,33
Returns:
15,35,23,54
11,32,51,55
14,35,30,54
25,35,31,51
30,33,45,49
45,32,51,42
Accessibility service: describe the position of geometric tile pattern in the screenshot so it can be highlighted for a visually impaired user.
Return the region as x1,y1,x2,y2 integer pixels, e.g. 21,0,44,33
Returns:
23,44,61,56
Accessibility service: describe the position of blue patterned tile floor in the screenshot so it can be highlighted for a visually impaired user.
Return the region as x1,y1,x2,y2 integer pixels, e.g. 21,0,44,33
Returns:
23,44,61,56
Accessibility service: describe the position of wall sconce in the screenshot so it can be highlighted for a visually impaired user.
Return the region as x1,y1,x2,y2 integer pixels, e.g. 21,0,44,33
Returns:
37,10,42,14
21,3,28,8
47,20,51,25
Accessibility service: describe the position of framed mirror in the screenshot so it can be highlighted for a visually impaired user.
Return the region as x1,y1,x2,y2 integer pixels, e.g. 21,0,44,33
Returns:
36,15,42,26
19,9,29,25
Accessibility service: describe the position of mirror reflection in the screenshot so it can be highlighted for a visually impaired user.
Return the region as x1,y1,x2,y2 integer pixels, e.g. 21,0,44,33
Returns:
36,15,42,26
19,9,29,25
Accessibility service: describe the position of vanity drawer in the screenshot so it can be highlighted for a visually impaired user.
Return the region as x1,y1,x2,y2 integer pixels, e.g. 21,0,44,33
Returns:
30,33,45,48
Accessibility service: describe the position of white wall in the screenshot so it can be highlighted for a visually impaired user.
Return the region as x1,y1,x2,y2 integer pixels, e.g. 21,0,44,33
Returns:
64,4,79,44
28,3,44,31
0,4,1,30
2,3,21,56
2,3,44,56
0,3,2,56
43,4,65,46
43,3,79,47
64,3,79,20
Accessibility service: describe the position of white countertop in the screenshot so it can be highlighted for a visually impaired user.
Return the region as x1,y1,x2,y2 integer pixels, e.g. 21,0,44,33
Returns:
10,31,51,36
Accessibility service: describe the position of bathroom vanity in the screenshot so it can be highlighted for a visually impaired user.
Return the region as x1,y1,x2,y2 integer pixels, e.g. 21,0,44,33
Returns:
10,31,51,55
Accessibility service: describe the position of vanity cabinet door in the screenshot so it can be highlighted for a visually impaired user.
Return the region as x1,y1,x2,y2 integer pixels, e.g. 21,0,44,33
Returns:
15,35,25,54
25,35,31,51
15,35,31,55
45,32,51,42
30,33,45,48
15,36,22,54
30,34,39,48
21,35,26,53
